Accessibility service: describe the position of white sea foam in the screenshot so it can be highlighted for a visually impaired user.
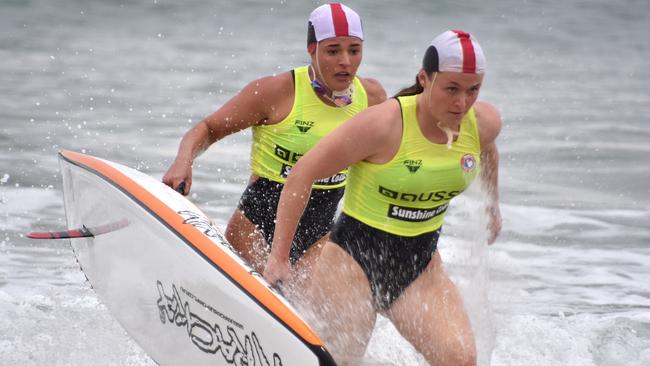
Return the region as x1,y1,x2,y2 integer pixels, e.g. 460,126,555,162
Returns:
491,313,650,366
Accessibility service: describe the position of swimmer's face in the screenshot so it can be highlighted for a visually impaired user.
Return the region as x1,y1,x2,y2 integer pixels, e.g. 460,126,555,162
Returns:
419,70,483,124
310,36,363,91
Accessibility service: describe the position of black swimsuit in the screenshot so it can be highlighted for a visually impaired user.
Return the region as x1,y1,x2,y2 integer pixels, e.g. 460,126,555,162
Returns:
238,177,344,264
330,212,441,311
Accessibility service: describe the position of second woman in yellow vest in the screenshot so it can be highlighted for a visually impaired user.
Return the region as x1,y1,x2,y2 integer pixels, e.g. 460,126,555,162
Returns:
162,4,386,282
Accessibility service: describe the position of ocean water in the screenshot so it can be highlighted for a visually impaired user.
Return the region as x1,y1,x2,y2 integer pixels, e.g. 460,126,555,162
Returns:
1,0,649,365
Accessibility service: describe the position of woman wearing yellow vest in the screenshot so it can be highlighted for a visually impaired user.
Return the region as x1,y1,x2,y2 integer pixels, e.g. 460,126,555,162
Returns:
162,4,386,278
264,30,501,365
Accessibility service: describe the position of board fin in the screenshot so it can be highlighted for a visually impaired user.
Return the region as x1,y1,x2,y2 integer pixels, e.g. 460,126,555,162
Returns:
27,218,129,239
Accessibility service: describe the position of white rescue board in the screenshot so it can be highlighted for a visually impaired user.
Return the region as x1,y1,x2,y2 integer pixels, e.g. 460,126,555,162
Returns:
57,150,335,366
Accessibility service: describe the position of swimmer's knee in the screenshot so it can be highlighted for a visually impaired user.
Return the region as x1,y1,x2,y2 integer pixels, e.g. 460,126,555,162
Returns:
423,338,476,366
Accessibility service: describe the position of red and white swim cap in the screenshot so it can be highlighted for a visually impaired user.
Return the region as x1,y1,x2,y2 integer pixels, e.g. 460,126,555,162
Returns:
307,3,363,49
423,30,486,74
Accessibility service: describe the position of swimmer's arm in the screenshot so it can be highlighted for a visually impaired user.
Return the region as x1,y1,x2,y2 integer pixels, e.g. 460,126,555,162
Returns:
163,74,292,191
475,101,502,244
267,101,400,270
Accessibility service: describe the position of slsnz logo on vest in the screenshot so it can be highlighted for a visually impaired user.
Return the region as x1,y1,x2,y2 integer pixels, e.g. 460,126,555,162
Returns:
403,159,422,173
461,154,477,172
294,119,315,134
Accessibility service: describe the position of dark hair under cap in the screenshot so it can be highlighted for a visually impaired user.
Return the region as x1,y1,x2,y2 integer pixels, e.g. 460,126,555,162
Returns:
307,21,317,45
422,45,439,74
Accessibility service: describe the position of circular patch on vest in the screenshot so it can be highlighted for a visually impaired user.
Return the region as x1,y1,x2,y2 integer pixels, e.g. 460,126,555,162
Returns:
460,154,477,172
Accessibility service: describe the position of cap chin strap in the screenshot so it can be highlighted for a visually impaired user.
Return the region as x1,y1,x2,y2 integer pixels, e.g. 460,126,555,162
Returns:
309,43,354,107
